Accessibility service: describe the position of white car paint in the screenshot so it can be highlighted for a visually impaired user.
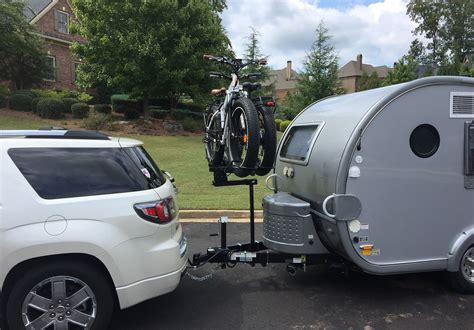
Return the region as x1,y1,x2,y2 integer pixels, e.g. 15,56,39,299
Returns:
0,136,187,310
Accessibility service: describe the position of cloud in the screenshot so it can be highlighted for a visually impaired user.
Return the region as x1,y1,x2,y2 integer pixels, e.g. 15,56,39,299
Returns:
221,0,417,71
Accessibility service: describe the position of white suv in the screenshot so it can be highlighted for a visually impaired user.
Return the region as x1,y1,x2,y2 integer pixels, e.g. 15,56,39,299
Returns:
0,129,188,329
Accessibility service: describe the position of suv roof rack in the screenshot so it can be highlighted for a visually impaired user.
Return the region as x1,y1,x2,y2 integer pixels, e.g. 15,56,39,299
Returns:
0,129,110,140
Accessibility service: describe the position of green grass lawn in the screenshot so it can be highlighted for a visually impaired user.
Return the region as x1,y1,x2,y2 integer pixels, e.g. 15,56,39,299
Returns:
0,112,50,129
0,110,278,209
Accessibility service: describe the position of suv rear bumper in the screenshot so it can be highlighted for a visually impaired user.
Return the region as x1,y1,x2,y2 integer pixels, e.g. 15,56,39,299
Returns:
111,223,188,309
116,260,187,309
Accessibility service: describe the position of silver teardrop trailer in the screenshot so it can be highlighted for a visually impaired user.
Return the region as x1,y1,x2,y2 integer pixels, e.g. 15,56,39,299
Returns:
192,76,474,291
263,76,474,289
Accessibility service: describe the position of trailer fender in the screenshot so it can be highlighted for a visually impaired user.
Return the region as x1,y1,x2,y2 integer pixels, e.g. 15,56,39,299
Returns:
447,227,474,272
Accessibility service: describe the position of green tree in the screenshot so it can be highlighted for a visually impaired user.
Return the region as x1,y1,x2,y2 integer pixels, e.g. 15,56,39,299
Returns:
383,56,418,86
241,26,270,83
407,1,445,67
441,0,473,74
0,0,47,90
71,0,231,115
358,71,381,91
281,21,342,119
407,0,473,75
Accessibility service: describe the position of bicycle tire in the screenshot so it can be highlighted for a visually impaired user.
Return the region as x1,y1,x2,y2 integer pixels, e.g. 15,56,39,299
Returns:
204,103,225,167
255,105,277,176
227,97,260,177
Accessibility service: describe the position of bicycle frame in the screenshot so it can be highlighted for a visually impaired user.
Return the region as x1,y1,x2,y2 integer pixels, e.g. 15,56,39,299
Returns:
206,73,241,145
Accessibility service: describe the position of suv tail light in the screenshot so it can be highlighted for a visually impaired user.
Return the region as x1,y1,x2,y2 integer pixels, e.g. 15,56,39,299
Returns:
134,198,176,224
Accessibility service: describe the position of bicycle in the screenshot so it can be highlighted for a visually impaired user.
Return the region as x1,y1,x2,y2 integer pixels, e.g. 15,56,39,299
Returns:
203,55,276,178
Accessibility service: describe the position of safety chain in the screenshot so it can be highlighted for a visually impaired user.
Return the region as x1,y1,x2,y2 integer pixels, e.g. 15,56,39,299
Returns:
186,265,220,282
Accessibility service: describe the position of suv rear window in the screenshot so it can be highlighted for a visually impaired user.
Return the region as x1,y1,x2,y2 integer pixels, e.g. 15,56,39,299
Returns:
280,124,320,163
8,147,165,199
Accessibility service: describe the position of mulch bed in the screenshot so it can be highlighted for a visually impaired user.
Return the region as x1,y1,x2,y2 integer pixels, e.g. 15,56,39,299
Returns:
0,108,200,136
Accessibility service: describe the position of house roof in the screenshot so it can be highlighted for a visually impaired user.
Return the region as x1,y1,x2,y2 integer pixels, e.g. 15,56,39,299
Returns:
24,0,53,21
262,67,299,90
338,60,390,79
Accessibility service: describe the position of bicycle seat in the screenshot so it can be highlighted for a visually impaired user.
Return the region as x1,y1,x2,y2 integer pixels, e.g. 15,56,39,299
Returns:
211,87,226,96
242,82,261,92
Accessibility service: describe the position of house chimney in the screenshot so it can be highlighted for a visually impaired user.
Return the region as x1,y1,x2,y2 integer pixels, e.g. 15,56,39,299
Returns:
357,54,363,70
286,60,292,80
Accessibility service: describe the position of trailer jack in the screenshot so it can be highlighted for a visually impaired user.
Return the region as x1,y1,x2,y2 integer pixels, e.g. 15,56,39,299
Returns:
189,171,333,270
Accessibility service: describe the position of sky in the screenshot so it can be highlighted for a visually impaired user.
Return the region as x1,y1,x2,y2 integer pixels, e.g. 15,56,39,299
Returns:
221,0,418,71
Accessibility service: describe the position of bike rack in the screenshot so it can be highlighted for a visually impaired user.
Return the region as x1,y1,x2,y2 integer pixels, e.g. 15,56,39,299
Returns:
190,168,334,271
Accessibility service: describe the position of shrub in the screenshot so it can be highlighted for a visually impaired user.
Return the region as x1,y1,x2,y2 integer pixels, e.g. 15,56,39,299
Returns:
182,117,203,133
71,103,90,119
149,108,169,119
0,85,9,96
75,92,93,103
149,97,170,108
115,100,143,113
12,90,37,98
111,94,143,113
274,118,283,131
62,98,79,113
0,94,6,108
31,97,45,113
279,120,291,132
31,89,93,103
124,109,140,120
82,110,112,130
38,98,65,119
176,102,203,113
111,94,130,112
169,109,201,120
93,104,112,114
9,94,33,111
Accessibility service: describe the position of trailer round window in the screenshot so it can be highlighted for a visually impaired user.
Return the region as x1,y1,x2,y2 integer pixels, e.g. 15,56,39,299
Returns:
410,124,440,158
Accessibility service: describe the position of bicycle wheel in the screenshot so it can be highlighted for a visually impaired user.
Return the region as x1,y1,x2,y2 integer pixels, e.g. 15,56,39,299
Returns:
227,97,260,177
204,103,225,167
255,105,277,176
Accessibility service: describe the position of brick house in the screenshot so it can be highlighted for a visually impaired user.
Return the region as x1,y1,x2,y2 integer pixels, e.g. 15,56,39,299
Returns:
262,60,299,101
337,54,389,93
24,0,84,90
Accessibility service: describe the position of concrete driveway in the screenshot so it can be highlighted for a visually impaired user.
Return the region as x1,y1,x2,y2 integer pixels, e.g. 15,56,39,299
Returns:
110,222,474,329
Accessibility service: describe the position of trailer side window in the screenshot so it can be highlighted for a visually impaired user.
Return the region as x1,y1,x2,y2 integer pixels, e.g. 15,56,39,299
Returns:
409,124,440,158
280,125,319,163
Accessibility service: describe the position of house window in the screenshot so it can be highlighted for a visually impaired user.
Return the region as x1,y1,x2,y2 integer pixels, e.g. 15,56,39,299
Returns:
44,56,56,81
55,10,69,34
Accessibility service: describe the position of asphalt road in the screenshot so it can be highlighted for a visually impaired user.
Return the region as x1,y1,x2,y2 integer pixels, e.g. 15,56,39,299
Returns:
110,222,474,329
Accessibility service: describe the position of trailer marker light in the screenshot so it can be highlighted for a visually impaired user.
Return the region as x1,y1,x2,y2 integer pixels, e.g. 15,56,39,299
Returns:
360,244,373,256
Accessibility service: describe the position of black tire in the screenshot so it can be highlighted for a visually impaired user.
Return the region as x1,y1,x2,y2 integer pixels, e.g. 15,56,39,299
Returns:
255,105,277,176
204,103,225,167
6,260,114,330
227,97,260,177
448,245,474,294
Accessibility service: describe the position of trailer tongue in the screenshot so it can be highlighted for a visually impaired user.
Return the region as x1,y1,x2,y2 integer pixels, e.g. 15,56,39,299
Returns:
189,173,335,275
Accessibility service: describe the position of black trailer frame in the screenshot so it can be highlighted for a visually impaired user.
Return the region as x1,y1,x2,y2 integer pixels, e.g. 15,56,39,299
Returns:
189,170,335,273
